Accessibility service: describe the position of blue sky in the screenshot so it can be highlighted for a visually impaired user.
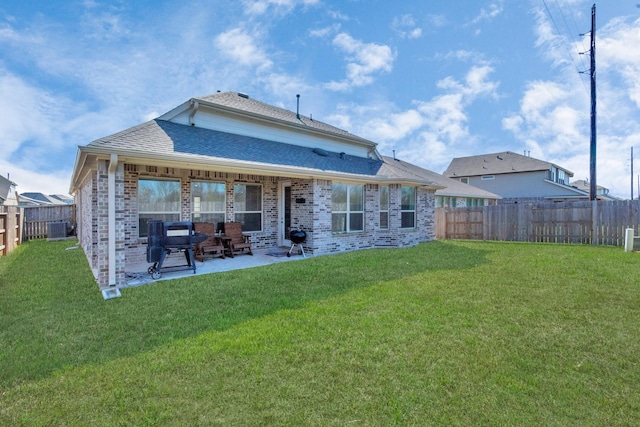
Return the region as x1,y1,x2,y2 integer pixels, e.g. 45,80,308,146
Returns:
1,0,639,198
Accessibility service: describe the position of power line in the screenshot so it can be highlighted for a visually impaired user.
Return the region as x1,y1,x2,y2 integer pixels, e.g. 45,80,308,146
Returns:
541,0,590,96
553,0,590,77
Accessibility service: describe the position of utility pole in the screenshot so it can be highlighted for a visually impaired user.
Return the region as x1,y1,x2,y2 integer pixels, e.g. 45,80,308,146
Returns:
589,4,597,201
632,146,634,200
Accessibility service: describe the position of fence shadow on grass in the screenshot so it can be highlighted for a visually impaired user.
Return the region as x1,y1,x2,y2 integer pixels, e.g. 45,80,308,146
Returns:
0,239,490,387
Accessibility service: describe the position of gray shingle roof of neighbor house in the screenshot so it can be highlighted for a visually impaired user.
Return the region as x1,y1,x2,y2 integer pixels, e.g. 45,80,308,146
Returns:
381,156,500,199
443,151,573,178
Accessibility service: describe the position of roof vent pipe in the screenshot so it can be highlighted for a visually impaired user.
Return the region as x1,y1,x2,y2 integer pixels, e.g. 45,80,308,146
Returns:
296,94,300,119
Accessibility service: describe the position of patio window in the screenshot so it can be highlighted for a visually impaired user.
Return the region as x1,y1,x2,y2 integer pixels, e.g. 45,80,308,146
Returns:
191,181,225,225
234,183,262,232
379,185,389,229
332,183,364,233
138,178,181,238
401,186,416,228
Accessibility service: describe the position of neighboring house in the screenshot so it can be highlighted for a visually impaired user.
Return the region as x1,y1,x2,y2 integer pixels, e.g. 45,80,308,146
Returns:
70,91,445,289
443,151,590,203
382,156,500,207
570,179,618,200
18,192,74,207
0,174,18,206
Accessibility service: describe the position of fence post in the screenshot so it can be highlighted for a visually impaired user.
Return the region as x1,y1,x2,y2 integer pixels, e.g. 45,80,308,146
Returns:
592,200,599,245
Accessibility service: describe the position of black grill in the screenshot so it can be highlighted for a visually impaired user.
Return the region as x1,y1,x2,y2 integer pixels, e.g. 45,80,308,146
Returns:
147,221,207,279
287,228,307,257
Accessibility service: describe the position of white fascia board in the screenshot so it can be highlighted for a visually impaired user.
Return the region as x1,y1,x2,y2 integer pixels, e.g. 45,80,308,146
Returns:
157,99,192,122
69,147,91,194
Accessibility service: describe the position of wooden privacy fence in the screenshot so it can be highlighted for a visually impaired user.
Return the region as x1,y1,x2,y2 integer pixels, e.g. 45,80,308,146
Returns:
436,200,640,246
22,204,76,241
0,206,22,256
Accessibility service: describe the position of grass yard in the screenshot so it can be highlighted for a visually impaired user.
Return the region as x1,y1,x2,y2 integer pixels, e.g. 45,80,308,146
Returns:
1,239,639,426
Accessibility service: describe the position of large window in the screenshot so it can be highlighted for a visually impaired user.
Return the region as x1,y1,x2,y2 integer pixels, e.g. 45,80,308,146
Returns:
332,183,364,233
191,181,225,225
379,185,389,229
401,186,416,228
138,178,180,237
234,184,262,231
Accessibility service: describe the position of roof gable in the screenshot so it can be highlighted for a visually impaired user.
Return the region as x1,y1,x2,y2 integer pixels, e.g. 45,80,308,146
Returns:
443,151,573,178
196,92,358,140
159,91,378,157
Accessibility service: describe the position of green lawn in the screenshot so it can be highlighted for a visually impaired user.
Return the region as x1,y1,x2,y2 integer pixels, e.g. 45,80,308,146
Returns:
1,239,639,426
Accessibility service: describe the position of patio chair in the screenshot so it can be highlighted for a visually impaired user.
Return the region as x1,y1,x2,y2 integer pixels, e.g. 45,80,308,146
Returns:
224,222,253,257
193,222,226,261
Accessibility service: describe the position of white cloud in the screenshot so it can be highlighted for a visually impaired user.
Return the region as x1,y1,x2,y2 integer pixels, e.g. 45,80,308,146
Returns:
599,17,640,108
503,8,640,198
242,0,320,16
0,159,73,196
425,14,447,29
0,71,60,155
309,24,341,38
326,33,395,91
327,64,500,170
469,1,504,25
392,14,422,39
214,28,273,71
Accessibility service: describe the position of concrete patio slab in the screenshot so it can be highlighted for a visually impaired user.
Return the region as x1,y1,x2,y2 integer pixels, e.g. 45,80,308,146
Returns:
123,247,309,288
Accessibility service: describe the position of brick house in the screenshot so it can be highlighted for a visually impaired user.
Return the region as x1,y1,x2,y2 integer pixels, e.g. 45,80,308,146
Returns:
70,92,444,289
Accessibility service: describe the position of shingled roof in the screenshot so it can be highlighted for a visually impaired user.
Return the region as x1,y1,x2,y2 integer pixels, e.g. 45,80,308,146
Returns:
75,92,445,189
443,151,573,178
89,119,384,177
381,156,498,198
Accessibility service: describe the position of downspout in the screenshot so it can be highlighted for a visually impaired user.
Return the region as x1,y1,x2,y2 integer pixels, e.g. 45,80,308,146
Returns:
108,154,118,287
189,100,199,126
